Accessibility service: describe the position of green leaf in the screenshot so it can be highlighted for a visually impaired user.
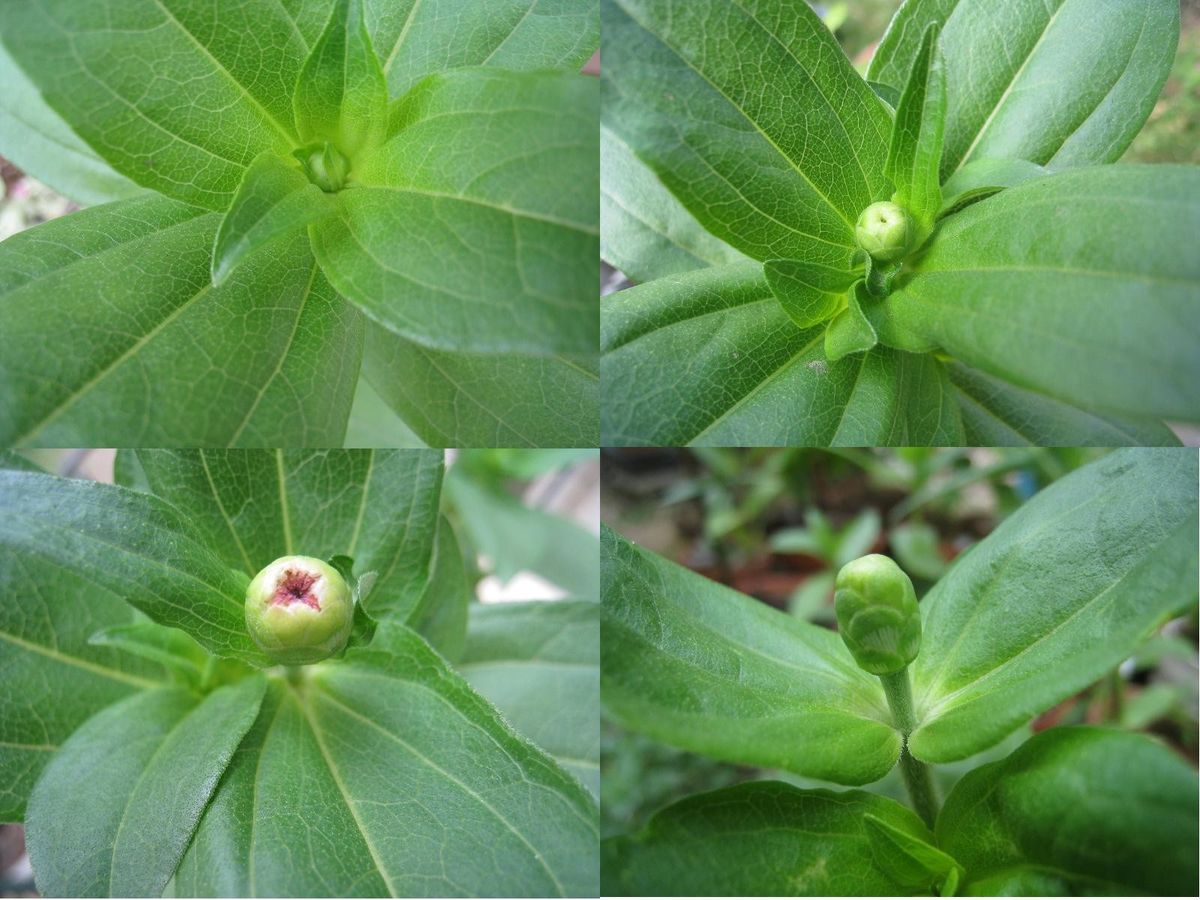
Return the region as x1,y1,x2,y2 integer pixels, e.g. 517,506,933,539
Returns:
212,152,334,286
600,123,749,282
863,813,961,891
311,68,598,356
26,677,266,897
602,0,892,263
824,283,879,362
370,0,599,99
0,469,269,667
601,263,964,446
362,321,598,448
884,24,945,237
910,448,1199,762
344,376,428,448
459,601,599,799
0,41,141,205
409,517,470,662
888,521,949,581
948,361,1182,447
601,526,899,784
868,0,962,91
938,157,1048,217
764,259,861,329
0,195,364,447
884,166,1200,422
938,727,1199,895
130,449,444,621
0,0,306,210
294,0,388,157
602,782,933,896
872,0,1178,178
88,621,212,687
175,627,598,897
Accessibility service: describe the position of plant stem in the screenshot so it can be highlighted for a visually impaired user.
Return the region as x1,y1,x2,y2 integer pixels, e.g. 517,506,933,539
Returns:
880,667,940,829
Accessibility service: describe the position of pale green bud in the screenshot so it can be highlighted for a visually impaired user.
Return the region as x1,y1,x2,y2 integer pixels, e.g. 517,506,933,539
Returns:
835,554,921,675
855,202,913,263
245,556,353,665
294,141,350,192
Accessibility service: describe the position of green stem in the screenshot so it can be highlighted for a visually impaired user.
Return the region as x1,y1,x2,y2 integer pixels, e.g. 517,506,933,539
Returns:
880,667,939,829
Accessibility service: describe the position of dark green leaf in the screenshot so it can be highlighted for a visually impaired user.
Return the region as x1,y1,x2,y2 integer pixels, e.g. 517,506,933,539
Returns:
26,677,266,897
459,601,599,798
764,259,860,329
884,24,945,236
601,526,899,784
409,518,470,662
602,0,891,263
603,782,933,896
911,448,1199,762
863,813,960,891
938,727,1199,895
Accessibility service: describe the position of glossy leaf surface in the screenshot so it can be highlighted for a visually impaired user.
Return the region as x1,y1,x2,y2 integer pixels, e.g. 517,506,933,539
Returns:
938,727,1199,895
26,678,266,897
603,782,933,896
312,67,598,355
911,448,1199,761
459,601,599,798
601,526,899,784
884,166,1200,422
128,449,443,620
602,0,891,263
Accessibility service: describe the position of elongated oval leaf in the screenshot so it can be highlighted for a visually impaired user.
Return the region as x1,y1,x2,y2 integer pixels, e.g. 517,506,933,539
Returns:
937,727,1199,895
26,678,266,897
603,782,935,896
884,24,945,234
601,525,899,784
764,259,861,329
408,517,470,662
883,166,1200,422
910,448,1199,762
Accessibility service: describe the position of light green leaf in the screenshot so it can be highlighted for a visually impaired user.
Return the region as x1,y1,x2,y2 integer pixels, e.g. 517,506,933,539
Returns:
602,0,892,263
884,24,945,236
295,0,388,157
0,0,306,209
369,0,599,99
888,521,949,581
175,627,598,897
0,195,364,447
344,376,429,448
88,621,212,686
363,321,598,448
409,517,470,662
863,813,961,891
26,677,266,897
938,727,1199,895
601,263,964,446
938,157,1048,217
212,152,334,286
601,526,899,784
312,68,597,355
948,361,1182,447
884,166,1200,422
130,450,443,621
602,782,933,896
601,123,749,282
764,259,860,329
911,448,1199,762
459,601,599,799
872,0,1178,178
824,283,879,362
0,41,140,205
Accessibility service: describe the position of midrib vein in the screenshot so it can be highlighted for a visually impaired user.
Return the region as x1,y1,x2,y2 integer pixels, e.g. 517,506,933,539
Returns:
0,629,161,689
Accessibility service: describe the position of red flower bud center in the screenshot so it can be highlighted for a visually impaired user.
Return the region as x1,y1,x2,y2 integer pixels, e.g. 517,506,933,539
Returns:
271,569,321,610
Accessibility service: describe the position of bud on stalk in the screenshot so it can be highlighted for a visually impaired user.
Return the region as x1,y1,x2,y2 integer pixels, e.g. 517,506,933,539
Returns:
834,554,921,676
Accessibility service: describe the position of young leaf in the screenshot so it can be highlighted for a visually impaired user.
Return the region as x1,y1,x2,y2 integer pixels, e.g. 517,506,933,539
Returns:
884,166,1200,422
129,450,443,621
825,283,879,362
938,157,1048,218
863,813,961,891
937,727,1199,895
408,517,470,661
294,0,388,158
601,525,899,784
764,259,861,328
603,782,934,896
884,24,946,238
362,321,599,447
88,621,212,686
25,678,266,897
458,601,599,798
602,0,892,263
212,153,334,286
311,68,598,356
0,0,305,209
910,448,1199,762
0,196,363,447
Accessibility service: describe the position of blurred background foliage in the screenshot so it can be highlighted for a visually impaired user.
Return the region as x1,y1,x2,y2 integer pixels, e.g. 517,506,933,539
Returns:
600,447,1199,838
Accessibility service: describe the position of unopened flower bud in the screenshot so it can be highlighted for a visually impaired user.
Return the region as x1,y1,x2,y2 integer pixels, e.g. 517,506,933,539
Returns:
855,202,913,263
245,556,353,665
835,554,921,675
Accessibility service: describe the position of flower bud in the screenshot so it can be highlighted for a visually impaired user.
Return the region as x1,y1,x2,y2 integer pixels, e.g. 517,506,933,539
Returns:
835,554,921,675
294,141,350,192
855,202,913,263
245,556,353,665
